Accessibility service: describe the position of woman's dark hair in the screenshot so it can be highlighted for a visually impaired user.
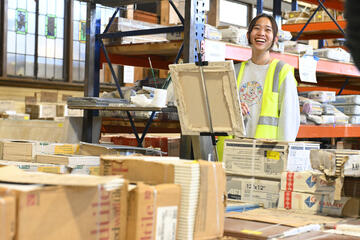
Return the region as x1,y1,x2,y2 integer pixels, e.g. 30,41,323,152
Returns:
247,13,278,49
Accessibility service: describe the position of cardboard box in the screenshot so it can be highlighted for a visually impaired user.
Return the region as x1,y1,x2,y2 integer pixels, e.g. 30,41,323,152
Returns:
35,91,58,103
0,100,15,113
0,166,128,240
278,190,360,217
0,160,69,174
36,142,79,155
343,177,360,198
0,191,16,240
25,103,57,119
57,104,83,117
311,149,360,177
36,154,100,166
78,142,163,156
101,156,226,240
3,140,36,162
227,175,280,208
281,171,335,194
344,155,360,177
223,139,320,179
194,161,226,240
70,165,100,175
127,183,181,240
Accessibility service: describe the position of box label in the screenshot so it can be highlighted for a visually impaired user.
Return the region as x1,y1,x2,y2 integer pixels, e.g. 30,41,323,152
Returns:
267,151,280,160
156,206,178,240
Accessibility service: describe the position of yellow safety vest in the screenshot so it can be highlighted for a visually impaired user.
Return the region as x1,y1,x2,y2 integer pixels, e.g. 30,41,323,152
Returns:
216,59,294,161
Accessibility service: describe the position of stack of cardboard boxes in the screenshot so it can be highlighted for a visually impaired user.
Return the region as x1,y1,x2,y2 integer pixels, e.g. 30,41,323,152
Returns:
224,138,320,209
0,142,227,240
25,91,83,120
100,156,226,240
224,138,360,219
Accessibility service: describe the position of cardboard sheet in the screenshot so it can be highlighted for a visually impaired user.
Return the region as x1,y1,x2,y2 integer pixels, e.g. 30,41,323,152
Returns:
226,208,341,227
169,61,245,136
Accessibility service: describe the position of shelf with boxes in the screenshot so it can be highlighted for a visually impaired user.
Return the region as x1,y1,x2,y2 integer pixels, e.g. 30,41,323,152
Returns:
299,0,345,11
282,20,346,40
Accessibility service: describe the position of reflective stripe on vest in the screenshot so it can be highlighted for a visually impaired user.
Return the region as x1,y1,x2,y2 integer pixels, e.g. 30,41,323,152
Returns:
237,59,293,139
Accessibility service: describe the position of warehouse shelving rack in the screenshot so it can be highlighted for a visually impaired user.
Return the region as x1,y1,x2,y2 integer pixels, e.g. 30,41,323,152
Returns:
280,0,360,138
80,0,360,143
79,0,206,144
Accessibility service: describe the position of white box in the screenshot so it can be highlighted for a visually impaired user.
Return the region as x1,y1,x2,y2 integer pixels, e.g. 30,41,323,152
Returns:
227,175,280,208
278,190,360,217
344,155,360,177
281,171,335,194
224,139,320,179
314,48,351,62
334,95,360,105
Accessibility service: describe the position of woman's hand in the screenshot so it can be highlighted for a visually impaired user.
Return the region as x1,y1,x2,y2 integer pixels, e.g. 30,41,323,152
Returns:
241,102,250,116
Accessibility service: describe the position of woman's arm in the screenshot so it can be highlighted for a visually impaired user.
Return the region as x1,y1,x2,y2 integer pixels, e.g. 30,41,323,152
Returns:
277,72,300,141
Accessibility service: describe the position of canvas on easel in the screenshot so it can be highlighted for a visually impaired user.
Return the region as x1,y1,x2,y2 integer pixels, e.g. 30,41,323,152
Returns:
169,61,245,137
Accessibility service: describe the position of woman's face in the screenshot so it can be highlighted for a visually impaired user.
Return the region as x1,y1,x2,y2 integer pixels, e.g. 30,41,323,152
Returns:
249,17,275,53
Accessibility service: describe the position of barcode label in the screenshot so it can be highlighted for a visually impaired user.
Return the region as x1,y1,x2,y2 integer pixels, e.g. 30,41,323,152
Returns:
156,206,178,240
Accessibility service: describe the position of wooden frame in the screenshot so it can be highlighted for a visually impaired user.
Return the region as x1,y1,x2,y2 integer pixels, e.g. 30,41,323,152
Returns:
169,61,245,136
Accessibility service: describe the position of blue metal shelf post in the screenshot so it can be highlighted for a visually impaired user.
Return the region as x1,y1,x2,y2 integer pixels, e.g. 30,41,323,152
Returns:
257,0,263,15
83,2,100,143
83,0,186,145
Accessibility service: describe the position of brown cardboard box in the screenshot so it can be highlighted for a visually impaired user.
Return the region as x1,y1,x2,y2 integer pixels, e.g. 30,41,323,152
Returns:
35,91,58,103
227,175,280,208
0,166,128,240
25,104,57,119
278,190,360,217
101,156,175,184
127,183,181,240
0,191,16,240
281,171,335,194
224,139,320,179
194,161,226,239
101,156,226,239
78,142,161,156
344,177,360,198
36,154,100,166
3,140,36,162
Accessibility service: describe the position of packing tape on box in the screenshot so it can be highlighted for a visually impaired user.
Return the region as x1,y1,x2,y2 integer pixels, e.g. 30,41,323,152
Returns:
212,162,220,234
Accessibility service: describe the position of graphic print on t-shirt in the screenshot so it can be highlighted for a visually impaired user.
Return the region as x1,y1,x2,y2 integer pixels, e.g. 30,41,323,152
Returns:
239,81,263,106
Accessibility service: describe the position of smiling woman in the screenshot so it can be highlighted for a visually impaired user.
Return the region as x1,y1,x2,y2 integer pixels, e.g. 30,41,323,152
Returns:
217,13,301,161
237,13,300,141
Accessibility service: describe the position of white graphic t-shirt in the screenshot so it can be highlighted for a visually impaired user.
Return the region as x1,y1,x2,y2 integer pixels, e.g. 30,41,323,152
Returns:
235,59,300,141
